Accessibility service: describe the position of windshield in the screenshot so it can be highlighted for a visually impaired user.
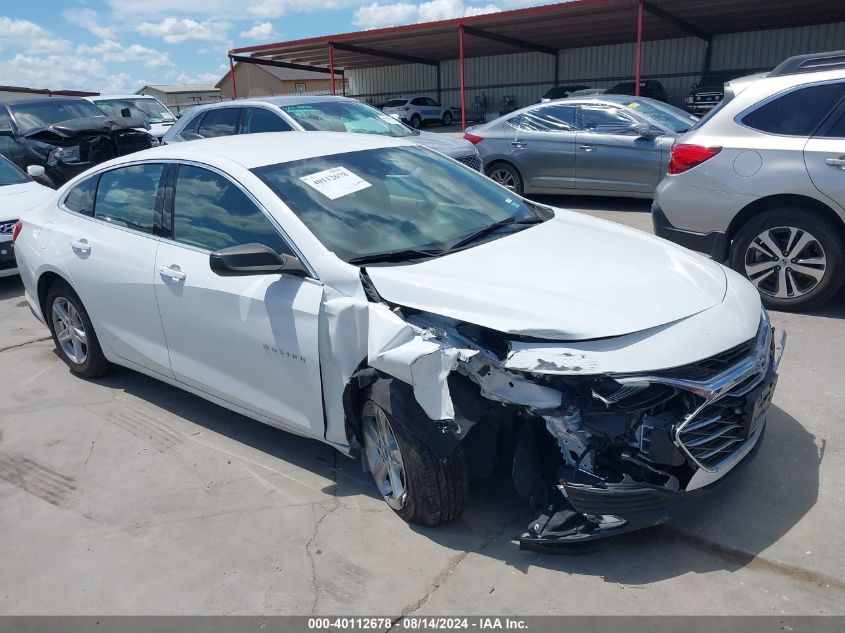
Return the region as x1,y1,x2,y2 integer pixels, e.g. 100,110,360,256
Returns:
280,101,417,138
383,99,408,108
252,145,547,264
11,101,106,133
621,98,698,133
93,98,175,123
0,156,29,186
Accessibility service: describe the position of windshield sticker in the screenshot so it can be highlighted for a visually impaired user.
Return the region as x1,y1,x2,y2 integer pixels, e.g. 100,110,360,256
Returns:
300,166,372,200
626,102,640,109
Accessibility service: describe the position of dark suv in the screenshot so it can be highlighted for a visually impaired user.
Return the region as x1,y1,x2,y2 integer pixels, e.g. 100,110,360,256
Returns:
0,98,156,188
684,70,751,116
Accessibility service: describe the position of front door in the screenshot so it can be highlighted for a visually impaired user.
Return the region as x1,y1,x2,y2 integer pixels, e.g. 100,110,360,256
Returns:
509,104,579,192
153,163,325,436
804,108,845,206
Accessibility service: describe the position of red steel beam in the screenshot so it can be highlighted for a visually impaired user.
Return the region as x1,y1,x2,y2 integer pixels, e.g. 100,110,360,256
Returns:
459,24,466,130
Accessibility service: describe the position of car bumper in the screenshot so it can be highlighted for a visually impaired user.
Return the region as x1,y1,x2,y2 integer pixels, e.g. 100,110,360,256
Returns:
0,235,18,277
652,201,728,261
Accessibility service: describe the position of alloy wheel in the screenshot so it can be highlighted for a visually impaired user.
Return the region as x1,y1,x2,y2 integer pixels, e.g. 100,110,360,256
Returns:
490,169,517,190
52,297,88,365
744,226,827,299
362,403,407,510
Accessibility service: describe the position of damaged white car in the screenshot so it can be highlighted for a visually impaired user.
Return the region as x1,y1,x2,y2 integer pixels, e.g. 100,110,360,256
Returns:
13,132,784,547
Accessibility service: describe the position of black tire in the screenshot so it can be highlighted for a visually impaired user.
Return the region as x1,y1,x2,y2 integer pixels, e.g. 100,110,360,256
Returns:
485,161,524,196
442,111,453,126
729,207,845,311
45,281,111,378
363,399,468,526
409,113,422,129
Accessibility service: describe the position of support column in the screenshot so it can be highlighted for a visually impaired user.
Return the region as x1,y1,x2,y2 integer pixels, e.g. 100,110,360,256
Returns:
229,56,237,99
329,42,336,95
635,0,643,96
459,25,466,130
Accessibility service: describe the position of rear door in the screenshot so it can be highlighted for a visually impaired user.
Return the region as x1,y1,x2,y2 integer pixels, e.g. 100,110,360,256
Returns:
195,107,242,139
574,104,662,195
509,104,579,192
240,107,295,134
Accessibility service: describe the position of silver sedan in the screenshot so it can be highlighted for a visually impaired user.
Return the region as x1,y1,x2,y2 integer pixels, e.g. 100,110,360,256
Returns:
466,96,698,198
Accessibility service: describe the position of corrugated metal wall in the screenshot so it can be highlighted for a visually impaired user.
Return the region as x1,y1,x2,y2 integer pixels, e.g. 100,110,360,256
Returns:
348,22,845,113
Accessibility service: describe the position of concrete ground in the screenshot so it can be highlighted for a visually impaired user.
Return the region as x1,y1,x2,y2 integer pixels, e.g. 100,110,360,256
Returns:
1,197,844,615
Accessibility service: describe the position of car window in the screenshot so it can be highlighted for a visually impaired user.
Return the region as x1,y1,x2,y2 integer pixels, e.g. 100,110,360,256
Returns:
197,108,240,138
172,164,292,254
580,106,637,134
94,164,164,233
9,100,105,133
280,101,417,138
383,99,407,108
0,108,12,133
0,156,29,186
241,107,293,134
621,99,698,133
93,98,175,124
518,105,579,132
425,98,439,107
411,98,425,106
821,110,845,138
64,175,98,216
741,83,845,136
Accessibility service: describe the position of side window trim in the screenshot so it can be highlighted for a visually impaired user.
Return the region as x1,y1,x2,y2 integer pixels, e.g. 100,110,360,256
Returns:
813,97,845,139
59,173,101,217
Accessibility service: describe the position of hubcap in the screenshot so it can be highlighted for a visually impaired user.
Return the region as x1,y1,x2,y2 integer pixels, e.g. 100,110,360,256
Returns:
51,297,88,364
362,403,407,510
490,169,517,190
744,226,827,299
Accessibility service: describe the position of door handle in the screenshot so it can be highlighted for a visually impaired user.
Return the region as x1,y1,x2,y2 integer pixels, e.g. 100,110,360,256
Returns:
158,265,186,281
511,141,526,149
579,144,596,151
71,239,90,253
825,157,845,168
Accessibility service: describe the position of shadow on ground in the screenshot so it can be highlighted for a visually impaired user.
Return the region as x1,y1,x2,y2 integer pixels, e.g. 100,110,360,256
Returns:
92,365,820,586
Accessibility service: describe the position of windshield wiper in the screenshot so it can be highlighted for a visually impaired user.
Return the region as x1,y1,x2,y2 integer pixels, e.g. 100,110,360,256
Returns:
347,247,444,266
446,216,542,252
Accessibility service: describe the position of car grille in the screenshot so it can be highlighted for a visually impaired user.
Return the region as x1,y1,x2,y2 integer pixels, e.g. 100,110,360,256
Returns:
659,337,755,382
455,154,482,171
0,220,18,235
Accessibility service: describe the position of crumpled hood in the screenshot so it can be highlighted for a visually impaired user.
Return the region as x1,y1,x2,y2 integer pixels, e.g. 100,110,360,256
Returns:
0,181,53,218
414,130,476,159
366,211,728,341
24,116,150,144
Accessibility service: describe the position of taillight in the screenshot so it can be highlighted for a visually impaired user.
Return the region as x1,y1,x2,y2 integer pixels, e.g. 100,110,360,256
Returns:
668,144,722,174
12,221,22,243
463,133,484,144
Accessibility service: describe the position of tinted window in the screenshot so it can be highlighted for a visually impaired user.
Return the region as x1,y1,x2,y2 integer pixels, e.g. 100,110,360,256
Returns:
0,108,12,133
742,83,845,136
383,99,407,108
581,106,636,133
822,111,845,138
411,98,425,106
519,105,579,132
197,108,240,138
172,165,291,254
241,107,293,134
9,100,105,133
64,176,98,216
94,164,164,233
0,156,28,186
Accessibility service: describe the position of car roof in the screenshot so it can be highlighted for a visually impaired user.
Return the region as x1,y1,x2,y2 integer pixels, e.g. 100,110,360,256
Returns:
86,95,162,101
1,97,90,107
100,131,414,171
182,95,357,113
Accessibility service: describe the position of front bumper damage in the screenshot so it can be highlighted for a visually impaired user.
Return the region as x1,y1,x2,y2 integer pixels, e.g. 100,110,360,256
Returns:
364,286,785,548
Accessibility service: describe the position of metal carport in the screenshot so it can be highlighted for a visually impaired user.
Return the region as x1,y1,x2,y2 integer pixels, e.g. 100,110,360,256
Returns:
228,0,845,129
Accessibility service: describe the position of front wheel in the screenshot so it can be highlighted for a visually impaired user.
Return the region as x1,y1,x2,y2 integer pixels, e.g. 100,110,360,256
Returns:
729,207,844,311
409,114,422,129
442,111,453,126
485,162,524,196
45,281,111,378
361,400,468,526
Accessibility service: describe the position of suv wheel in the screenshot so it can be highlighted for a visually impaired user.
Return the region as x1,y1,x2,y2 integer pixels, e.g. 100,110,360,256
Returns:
409,114,422,129
730,207,844,311
361,400,468,526
441,111,453,126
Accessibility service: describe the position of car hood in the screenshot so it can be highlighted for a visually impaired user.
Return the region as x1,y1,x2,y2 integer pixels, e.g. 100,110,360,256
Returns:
413,130,476,158
24,116,150,144
0,181,53,219
365,211,728,341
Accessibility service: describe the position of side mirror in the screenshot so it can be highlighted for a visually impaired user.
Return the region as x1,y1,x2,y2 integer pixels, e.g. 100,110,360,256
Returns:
26,165,46,178
121,107,132,118
209,243,309,277
631,123,659,139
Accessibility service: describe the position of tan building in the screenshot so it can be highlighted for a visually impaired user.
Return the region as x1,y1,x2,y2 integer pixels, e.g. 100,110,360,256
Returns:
217,62,348,99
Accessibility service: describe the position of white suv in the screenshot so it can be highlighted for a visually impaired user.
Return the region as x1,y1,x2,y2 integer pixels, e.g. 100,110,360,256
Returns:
654,50,845,311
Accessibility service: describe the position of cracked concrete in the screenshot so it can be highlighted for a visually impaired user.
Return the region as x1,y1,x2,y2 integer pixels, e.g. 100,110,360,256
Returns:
1,198,844,615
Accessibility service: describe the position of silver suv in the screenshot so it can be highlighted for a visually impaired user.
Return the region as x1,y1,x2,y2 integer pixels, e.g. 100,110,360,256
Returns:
654,50,845,311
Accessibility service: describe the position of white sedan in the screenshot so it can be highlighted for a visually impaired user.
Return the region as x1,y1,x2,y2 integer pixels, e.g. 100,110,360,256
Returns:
0,156,53,277
382,96,453,128
14,132,781,547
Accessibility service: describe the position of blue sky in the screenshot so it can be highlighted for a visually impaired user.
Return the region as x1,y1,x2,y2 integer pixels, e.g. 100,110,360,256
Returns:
0,0,555,94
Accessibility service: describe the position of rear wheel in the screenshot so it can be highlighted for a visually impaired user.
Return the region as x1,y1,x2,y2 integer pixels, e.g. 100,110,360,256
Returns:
486,162,524,195
442,111,453,126
45,281,110,378
361,399,468,526
409,113,422,129
729,207,844,311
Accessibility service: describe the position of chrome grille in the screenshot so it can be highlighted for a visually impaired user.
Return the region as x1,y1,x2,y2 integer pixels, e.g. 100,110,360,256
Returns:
660,337,755,382
455,154,482,171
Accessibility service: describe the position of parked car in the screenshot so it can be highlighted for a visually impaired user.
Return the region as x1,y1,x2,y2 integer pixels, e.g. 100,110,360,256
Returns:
381,96,453,128
86,94,177,139
162,95,481,171
654,50,845,311
0,156,53,277
610,80,670,102
684,70,753,116
15,132,782,546
0,97,157,188
466,95,698,198
539,85,590,102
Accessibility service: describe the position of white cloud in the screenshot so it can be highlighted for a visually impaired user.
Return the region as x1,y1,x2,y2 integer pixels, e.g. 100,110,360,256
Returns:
353,0,500,29
78,40,172,68
165,69,223,84
63,8,117,40
239,22,278,40
0,52,104,91
136,18,230,44
0,16,72,54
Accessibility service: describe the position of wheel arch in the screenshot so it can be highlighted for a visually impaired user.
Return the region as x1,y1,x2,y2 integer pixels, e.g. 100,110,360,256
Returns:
727,194,845,247
36,270,71,319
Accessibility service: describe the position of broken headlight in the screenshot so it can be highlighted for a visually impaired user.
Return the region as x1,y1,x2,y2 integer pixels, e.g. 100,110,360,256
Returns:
47,146,81,166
